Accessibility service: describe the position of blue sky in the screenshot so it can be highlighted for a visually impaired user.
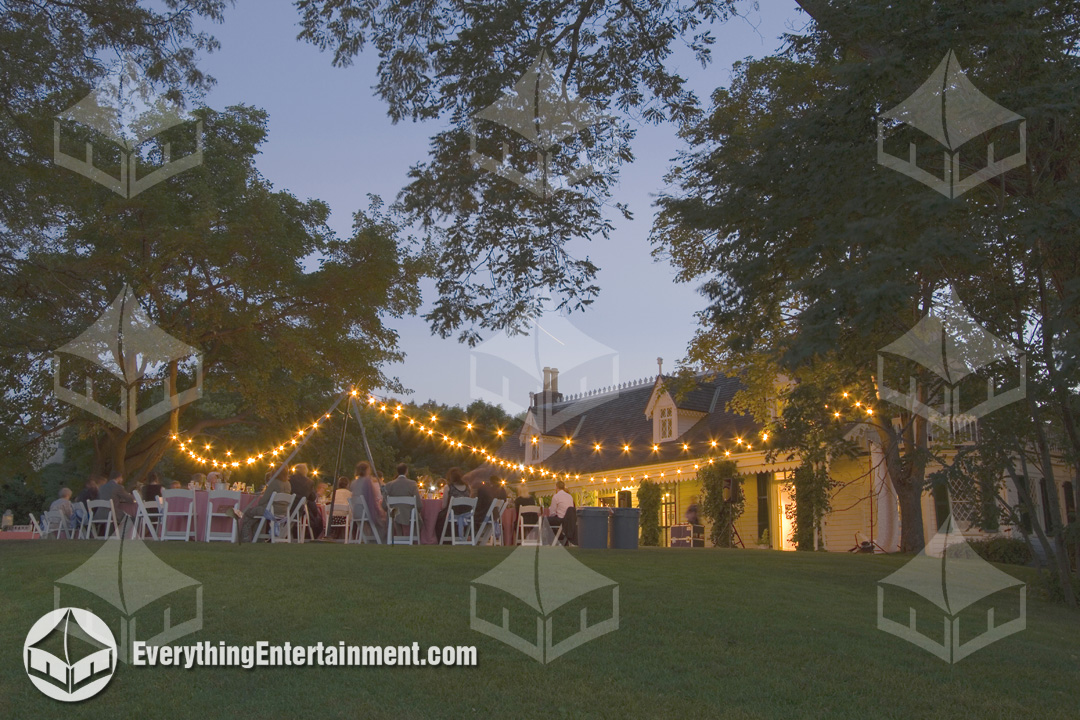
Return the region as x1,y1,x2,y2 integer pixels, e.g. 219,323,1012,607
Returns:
195,1,807,411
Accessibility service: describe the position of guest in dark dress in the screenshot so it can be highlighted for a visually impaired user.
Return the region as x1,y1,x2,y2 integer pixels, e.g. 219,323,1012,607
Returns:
437,468,472,542
142,471,164,501
288,463,324,539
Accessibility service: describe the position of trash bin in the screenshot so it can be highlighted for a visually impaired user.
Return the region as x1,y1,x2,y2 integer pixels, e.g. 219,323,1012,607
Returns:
609,508,640,550
576,507,610,549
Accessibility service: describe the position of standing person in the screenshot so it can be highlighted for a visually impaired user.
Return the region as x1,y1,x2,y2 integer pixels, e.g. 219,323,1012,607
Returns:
548,480,576,545
142,471,164,501
685,496,701,526
350,461,387,539
236,471,293,543
288,464,324,540
381,463,424,535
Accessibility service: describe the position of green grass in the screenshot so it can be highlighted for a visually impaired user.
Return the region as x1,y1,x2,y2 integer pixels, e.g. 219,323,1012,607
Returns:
2,541,1078,719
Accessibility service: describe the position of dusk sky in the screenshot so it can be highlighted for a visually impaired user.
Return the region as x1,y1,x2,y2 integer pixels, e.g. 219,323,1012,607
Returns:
196,1,807,412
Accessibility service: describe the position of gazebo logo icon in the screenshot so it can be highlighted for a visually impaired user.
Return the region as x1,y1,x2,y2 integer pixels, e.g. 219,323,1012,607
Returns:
470,50,607,197
52,284,203,433
877,50,1025,198
877,516,1026,663
54,58,204,197
53,534,203,665
24,607,118,702
470,537,619,663
876,290,1025,434
470,309,619,427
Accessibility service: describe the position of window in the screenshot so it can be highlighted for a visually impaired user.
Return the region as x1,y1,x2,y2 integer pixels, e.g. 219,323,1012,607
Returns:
757,473,771,543
659,407,673,439
660,489,677,527
530,441,540,461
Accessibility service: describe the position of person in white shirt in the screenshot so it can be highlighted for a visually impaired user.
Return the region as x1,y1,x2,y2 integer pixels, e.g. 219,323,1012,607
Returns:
550,481,574,519
49,488,77,527
547,481,576,545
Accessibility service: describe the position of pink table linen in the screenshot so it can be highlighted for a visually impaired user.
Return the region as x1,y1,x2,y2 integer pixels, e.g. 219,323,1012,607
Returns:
121,490,259,541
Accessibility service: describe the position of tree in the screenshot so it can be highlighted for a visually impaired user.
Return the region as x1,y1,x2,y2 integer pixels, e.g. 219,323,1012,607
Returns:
0,104,420,483
653,1,1079,600
295,0,743,342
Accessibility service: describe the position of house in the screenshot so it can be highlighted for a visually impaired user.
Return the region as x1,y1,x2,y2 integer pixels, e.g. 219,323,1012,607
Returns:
492,366,1075,551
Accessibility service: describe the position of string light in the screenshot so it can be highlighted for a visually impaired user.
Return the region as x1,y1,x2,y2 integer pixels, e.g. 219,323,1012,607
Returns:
173,389,783,483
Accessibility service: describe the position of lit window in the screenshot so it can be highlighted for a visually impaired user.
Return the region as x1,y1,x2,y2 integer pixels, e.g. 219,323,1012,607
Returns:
531,442,540,461
660,407,673,439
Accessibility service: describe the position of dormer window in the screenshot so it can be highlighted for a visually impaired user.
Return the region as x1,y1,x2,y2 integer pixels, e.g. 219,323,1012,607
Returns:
660,407,673,440
530,436,540,461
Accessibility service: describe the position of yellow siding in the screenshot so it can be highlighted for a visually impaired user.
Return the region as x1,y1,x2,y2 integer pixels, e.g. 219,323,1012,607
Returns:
821,456,873,552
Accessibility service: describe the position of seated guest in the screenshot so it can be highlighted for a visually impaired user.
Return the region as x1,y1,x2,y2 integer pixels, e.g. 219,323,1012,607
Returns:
50,488,77,528
206,471,223,489
437,467,472,542
513,482,539,540
548,480,576,545
170,480,182,489
98,471,135,530
331,477,352,509
142,471,164,501
189,473,207,491
288,464,324,539
75,475,102,506
475,474,508,541
350,461,386,537
237,471,293,543
382,463,424,533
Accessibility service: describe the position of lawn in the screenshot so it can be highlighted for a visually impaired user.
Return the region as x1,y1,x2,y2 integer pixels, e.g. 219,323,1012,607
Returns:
2,541,1078,719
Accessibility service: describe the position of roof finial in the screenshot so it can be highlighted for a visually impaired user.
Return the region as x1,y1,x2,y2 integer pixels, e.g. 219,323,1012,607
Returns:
657,357,663,376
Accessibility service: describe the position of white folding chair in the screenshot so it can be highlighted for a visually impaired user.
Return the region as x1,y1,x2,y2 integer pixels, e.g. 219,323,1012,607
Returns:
29,513,44,539
159,489,197,541
440,497,477,545
288,498,316,544
205,490,242,542
132,494,163,540
43,510,72,539
252,492,296,543
386,497,420,545
516,505,543,546
71,501,92,539
85,500,117,539
474,499,506,546
346,496,381,544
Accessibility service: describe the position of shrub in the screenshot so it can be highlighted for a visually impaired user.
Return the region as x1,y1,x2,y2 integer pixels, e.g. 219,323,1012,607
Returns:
698,460,743,548
964,537,1033,566
637,480,661,547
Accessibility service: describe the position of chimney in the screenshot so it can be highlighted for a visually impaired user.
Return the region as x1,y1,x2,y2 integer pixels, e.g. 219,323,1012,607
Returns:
538,367,563,406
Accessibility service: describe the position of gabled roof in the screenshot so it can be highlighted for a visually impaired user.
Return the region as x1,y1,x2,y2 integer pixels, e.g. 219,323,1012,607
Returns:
497,373,758,474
